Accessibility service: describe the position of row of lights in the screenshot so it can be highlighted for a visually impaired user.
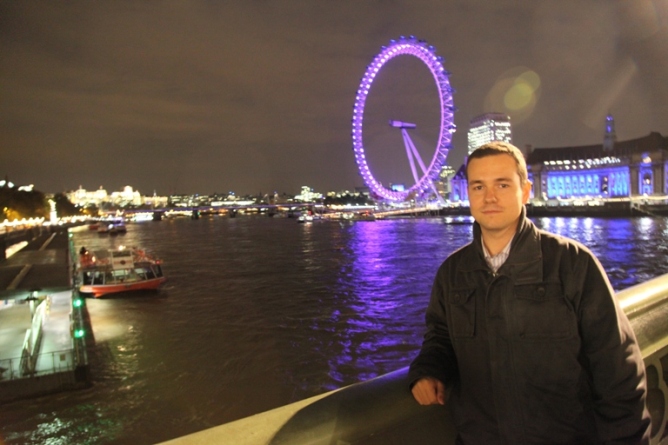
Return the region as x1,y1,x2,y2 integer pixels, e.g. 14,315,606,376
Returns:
543,156,622,167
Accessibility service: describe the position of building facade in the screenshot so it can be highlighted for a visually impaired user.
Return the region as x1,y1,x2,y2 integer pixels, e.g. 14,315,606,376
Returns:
526,132,668,201
448,130,668,205
467,112,512,155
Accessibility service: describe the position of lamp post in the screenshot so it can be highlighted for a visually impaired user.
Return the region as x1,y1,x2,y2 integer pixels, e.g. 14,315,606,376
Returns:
26,288,40,319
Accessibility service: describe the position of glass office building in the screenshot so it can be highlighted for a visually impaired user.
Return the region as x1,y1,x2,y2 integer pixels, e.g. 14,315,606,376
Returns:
467,113,512,155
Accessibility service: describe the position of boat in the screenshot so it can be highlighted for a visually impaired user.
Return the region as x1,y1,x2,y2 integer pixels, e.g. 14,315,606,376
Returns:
110,221,127,234
97,220,127,235
78,246,166,298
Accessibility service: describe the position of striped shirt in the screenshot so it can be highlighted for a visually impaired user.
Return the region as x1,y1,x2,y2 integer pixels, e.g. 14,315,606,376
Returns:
481,237,513,273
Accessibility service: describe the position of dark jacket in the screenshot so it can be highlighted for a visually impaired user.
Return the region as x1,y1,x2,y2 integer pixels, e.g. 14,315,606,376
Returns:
409,211,650,444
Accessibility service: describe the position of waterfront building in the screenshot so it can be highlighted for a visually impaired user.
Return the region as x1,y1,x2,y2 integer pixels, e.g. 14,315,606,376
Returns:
294,186,323,202
449,116,668,205
526,131,668,201
141,192,169,209
436,164,456,200
68,186,109,207
449,164,468,203
467,112,512,155
109,186,142,207
68,186,169,209
168,194,193,207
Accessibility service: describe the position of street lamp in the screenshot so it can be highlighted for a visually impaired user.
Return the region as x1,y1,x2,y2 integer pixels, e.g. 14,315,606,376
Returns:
26,288,40,318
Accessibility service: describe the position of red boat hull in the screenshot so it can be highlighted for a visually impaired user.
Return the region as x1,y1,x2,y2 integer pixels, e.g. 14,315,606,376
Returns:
80,276,167,298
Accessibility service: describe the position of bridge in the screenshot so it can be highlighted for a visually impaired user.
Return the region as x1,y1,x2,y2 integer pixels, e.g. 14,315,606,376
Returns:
159,272,668,445
110,202,326,220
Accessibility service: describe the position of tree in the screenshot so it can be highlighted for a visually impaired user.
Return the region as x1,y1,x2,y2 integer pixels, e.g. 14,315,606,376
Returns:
52,193,82,217
0,186,48,220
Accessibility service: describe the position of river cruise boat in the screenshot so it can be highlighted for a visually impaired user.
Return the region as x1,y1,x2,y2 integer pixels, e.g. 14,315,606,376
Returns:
78,246,166,298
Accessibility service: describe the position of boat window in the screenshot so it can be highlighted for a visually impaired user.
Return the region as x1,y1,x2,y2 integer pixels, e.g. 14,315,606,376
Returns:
112,270,128,283
134,268,147,279
104,271,115,284
125,269,141,282
82,272,93,285
154,265,163,277
145,268,156,279
93,272,105,285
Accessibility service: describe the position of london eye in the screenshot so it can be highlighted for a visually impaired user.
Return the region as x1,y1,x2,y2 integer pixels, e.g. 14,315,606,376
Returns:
351,36,456,204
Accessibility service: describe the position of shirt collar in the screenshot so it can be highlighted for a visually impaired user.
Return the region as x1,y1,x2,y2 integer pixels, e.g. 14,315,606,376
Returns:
481,236,513,272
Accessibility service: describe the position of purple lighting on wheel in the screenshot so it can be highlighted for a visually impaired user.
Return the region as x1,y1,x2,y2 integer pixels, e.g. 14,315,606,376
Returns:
352,36,455,203
389,120,416,129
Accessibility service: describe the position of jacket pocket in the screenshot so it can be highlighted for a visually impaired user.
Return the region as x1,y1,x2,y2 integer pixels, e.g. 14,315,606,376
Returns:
512,283,576,340
448,287,476,338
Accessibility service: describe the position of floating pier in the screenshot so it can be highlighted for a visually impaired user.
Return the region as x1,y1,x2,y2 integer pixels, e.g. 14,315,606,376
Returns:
0,228,90,402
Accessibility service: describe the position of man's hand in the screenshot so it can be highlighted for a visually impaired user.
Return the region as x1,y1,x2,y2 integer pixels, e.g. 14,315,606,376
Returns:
411,377,446,405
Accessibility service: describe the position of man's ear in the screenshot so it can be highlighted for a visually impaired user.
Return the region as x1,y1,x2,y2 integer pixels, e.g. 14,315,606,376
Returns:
522,181,532,204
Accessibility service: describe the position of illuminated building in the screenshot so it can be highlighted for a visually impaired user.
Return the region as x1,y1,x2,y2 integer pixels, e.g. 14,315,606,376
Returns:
449,117,668,204
67,186,168,208
67,186,109,207
467,113,512,155
110,186,142,206
294,186,323,202
450,164,468,202
436,164,456,199
526,132,668,200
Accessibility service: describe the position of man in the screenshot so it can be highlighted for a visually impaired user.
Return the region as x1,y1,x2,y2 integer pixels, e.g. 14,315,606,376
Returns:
409,142,650,444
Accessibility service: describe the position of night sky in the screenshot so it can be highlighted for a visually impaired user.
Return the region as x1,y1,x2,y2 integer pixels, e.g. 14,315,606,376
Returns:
1,1,667,196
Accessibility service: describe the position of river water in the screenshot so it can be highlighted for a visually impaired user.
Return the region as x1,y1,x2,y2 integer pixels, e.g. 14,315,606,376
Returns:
1,215,668,445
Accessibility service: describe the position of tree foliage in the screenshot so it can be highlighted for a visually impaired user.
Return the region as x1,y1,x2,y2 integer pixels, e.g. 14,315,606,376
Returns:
323,193,372,206
0,186,48,220
53,192,82,217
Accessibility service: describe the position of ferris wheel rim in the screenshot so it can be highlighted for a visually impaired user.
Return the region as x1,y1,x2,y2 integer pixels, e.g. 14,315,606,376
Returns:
351,36,455,203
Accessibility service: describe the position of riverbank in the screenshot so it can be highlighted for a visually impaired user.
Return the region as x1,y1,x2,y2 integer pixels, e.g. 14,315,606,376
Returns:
432,200,668,218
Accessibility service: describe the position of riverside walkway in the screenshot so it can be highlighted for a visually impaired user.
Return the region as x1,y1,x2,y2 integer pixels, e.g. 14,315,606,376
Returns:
0,228,89,402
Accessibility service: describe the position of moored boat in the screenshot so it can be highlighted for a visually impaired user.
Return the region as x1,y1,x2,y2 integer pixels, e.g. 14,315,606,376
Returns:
78,246,166,298
97,220,127,235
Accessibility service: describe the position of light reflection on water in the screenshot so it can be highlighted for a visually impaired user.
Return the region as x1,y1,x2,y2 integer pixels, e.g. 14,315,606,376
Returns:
1,216,667,445
533,217,668,288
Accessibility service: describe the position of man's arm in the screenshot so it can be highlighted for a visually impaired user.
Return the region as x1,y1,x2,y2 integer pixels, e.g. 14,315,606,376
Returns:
408,266,459,400
576,252,651,444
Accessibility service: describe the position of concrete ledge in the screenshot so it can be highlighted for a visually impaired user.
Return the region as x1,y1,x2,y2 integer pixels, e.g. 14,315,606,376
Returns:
159,368,456,445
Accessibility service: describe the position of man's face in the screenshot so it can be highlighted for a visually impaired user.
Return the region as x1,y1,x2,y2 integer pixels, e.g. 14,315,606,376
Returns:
467,154,532,236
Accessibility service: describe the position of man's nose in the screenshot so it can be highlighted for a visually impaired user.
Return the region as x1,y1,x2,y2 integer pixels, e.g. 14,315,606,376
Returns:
484,188,497,202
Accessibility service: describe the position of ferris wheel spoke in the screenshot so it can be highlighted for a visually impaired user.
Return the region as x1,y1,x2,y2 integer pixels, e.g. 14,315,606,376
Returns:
402,130,421,185
402,129,430,177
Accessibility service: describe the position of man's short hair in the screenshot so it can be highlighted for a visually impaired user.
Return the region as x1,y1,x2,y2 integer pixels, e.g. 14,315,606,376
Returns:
466,141,529,186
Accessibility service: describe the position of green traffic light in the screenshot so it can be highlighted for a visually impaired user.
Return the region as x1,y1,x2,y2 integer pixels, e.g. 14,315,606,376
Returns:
73,298,83,308
74,329,85,338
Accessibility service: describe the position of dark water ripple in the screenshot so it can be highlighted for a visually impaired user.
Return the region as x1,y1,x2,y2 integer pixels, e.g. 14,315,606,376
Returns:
1,216,667,445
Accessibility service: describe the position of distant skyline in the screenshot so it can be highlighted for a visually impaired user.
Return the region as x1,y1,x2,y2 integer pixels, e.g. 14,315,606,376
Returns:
2,1,667,196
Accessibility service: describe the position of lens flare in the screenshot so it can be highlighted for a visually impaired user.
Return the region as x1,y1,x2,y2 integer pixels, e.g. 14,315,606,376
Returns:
485,67,541,124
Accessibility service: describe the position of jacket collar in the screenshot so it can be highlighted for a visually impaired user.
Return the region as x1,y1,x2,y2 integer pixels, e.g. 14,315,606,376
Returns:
463,206,544,284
